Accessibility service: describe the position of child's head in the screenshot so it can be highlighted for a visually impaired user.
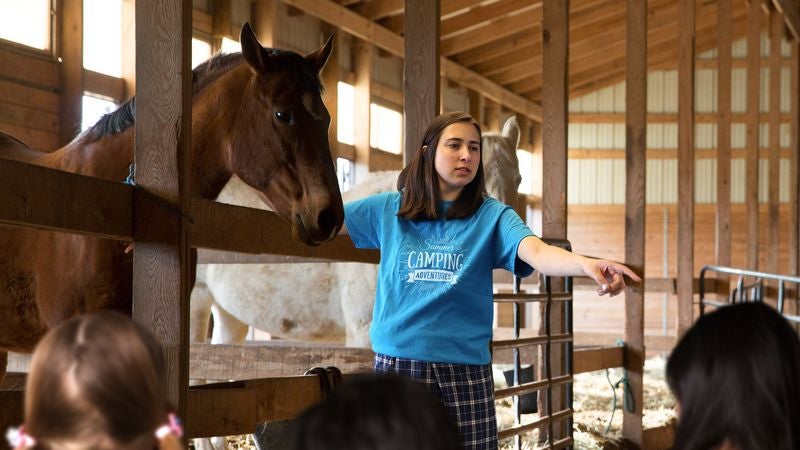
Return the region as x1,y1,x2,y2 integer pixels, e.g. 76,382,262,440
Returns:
666,302,800,450
397,111,485,220
289,374,459,450
17,311,181,450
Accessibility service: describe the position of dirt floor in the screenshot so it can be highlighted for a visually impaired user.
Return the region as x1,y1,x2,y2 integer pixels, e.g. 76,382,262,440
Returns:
496,357,676,449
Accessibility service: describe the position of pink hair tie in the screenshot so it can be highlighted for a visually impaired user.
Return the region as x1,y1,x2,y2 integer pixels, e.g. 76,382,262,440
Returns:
154,413,183,440
5,426,36,449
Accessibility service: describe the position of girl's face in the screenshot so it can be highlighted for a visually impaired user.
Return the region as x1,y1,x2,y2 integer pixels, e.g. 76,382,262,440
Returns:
432,122,481,201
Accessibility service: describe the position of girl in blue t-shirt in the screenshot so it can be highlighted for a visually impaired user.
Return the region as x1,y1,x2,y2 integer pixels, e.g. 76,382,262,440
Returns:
344,111,640,450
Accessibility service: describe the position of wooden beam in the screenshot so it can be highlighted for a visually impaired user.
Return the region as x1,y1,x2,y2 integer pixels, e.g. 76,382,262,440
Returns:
771,0,800,41
403,0,440,166
716,0,732,271
677,0,695,338
521,0,727,99
58,0,83,145
484,98,500,132
573,346,624,374
277,0,542,122
467,89,484,124
441,5,540,54
381,0,486,34
441,0,534,39
746,0,762,270
768,9,783,273
642,424,677,450
188,199,378,263
122,0,135,97
212,0,232,52
361,0,403,20
189,342,373,381
482,0,673,85
0,48,58,91
454,0,614,70
565,10,749,99
252,0,279,47
133,0,192,418
622,0,646,444
540,0,568,441
0,158,132,239
791,40,800,275
193,7,213,35
353,38,372,182
187,377,325,438
321,24,341,159
83,69,126,102
371,80,404,106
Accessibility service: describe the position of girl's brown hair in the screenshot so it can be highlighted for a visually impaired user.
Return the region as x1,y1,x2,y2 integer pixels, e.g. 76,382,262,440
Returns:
23,311,182,450
397,111,486,220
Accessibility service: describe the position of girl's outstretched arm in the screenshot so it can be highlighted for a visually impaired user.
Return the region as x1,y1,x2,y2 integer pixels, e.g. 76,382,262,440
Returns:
516,236,641,296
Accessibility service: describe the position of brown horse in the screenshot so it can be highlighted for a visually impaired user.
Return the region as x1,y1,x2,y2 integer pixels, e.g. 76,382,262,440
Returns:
0,23,344,384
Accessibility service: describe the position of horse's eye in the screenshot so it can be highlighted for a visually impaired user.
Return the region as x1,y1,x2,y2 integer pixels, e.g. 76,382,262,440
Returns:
275,111,295,125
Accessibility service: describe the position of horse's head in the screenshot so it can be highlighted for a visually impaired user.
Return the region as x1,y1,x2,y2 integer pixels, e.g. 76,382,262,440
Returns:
226,23,343,246
482,116,522,206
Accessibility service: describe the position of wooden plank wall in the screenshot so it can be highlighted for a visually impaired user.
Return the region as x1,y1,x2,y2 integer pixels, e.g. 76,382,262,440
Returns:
0,47,60,151
567,204,795,278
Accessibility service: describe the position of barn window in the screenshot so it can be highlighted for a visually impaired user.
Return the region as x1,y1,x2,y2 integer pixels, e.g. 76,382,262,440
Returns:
337,81,355,145
220,36,240,53
370,103,402,154
192,37,212,68
81,94,116,131
517,150,533,195
0,0,51,50
83,0,122,77
336,157,353,192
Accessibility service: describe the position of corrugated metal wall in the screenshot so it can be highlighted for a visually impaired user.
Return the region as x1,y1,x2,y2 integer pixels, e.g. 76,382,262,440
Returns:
567,34,793,205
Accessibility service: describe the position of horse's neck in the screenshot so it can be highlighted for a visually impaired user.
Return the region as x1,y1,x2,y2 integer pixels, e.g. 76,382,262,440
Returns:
190,66,251,200
15,130,134,182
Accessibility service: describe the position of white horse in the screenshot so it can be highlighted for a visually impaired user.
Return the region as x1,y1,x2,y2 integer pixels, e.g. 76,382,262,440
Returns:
190,116,523,348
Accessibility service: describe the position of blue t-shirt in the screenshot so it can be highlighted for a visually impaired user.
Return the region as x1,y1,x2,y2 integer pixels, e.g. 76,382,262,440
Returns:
345,191,535,365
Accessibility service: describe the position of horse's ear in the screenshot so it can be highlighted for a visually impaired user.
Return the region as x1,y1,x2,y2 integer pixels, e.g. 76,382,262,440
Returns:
240,22,268,72
502,116,520,149
306,34,334,74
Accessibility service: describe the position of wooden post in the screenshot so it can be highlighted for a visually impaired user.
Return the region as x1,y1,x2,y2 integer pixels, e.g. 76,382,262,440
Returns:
320,24,341,160
212,0,232,53
746,0,761,271
716,0,732,275
353,39,372,183
768,9,782,274
485,99,501,132
121,0,136,97
791,43,800,277
403,0,440,166
468,89,484,125
133,0,192,420
58,0,83,145
622,0,646,445
540,0,568,442
252,0,278,48
677,0,695,337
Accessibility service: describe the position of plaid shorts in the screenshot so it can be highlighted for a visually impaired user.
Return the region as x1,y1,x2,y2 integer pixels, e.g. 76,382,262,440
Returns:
374,353,498,450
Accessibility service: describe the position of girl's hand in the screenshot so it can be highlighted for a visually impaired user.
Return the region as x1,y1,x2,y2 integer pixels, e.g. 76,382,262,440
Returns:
581,258,642,297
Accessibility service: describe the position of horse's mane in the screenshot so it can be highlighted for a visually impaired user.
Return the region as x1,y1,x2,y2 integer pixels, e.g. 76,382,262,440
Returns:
84,47,323,142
